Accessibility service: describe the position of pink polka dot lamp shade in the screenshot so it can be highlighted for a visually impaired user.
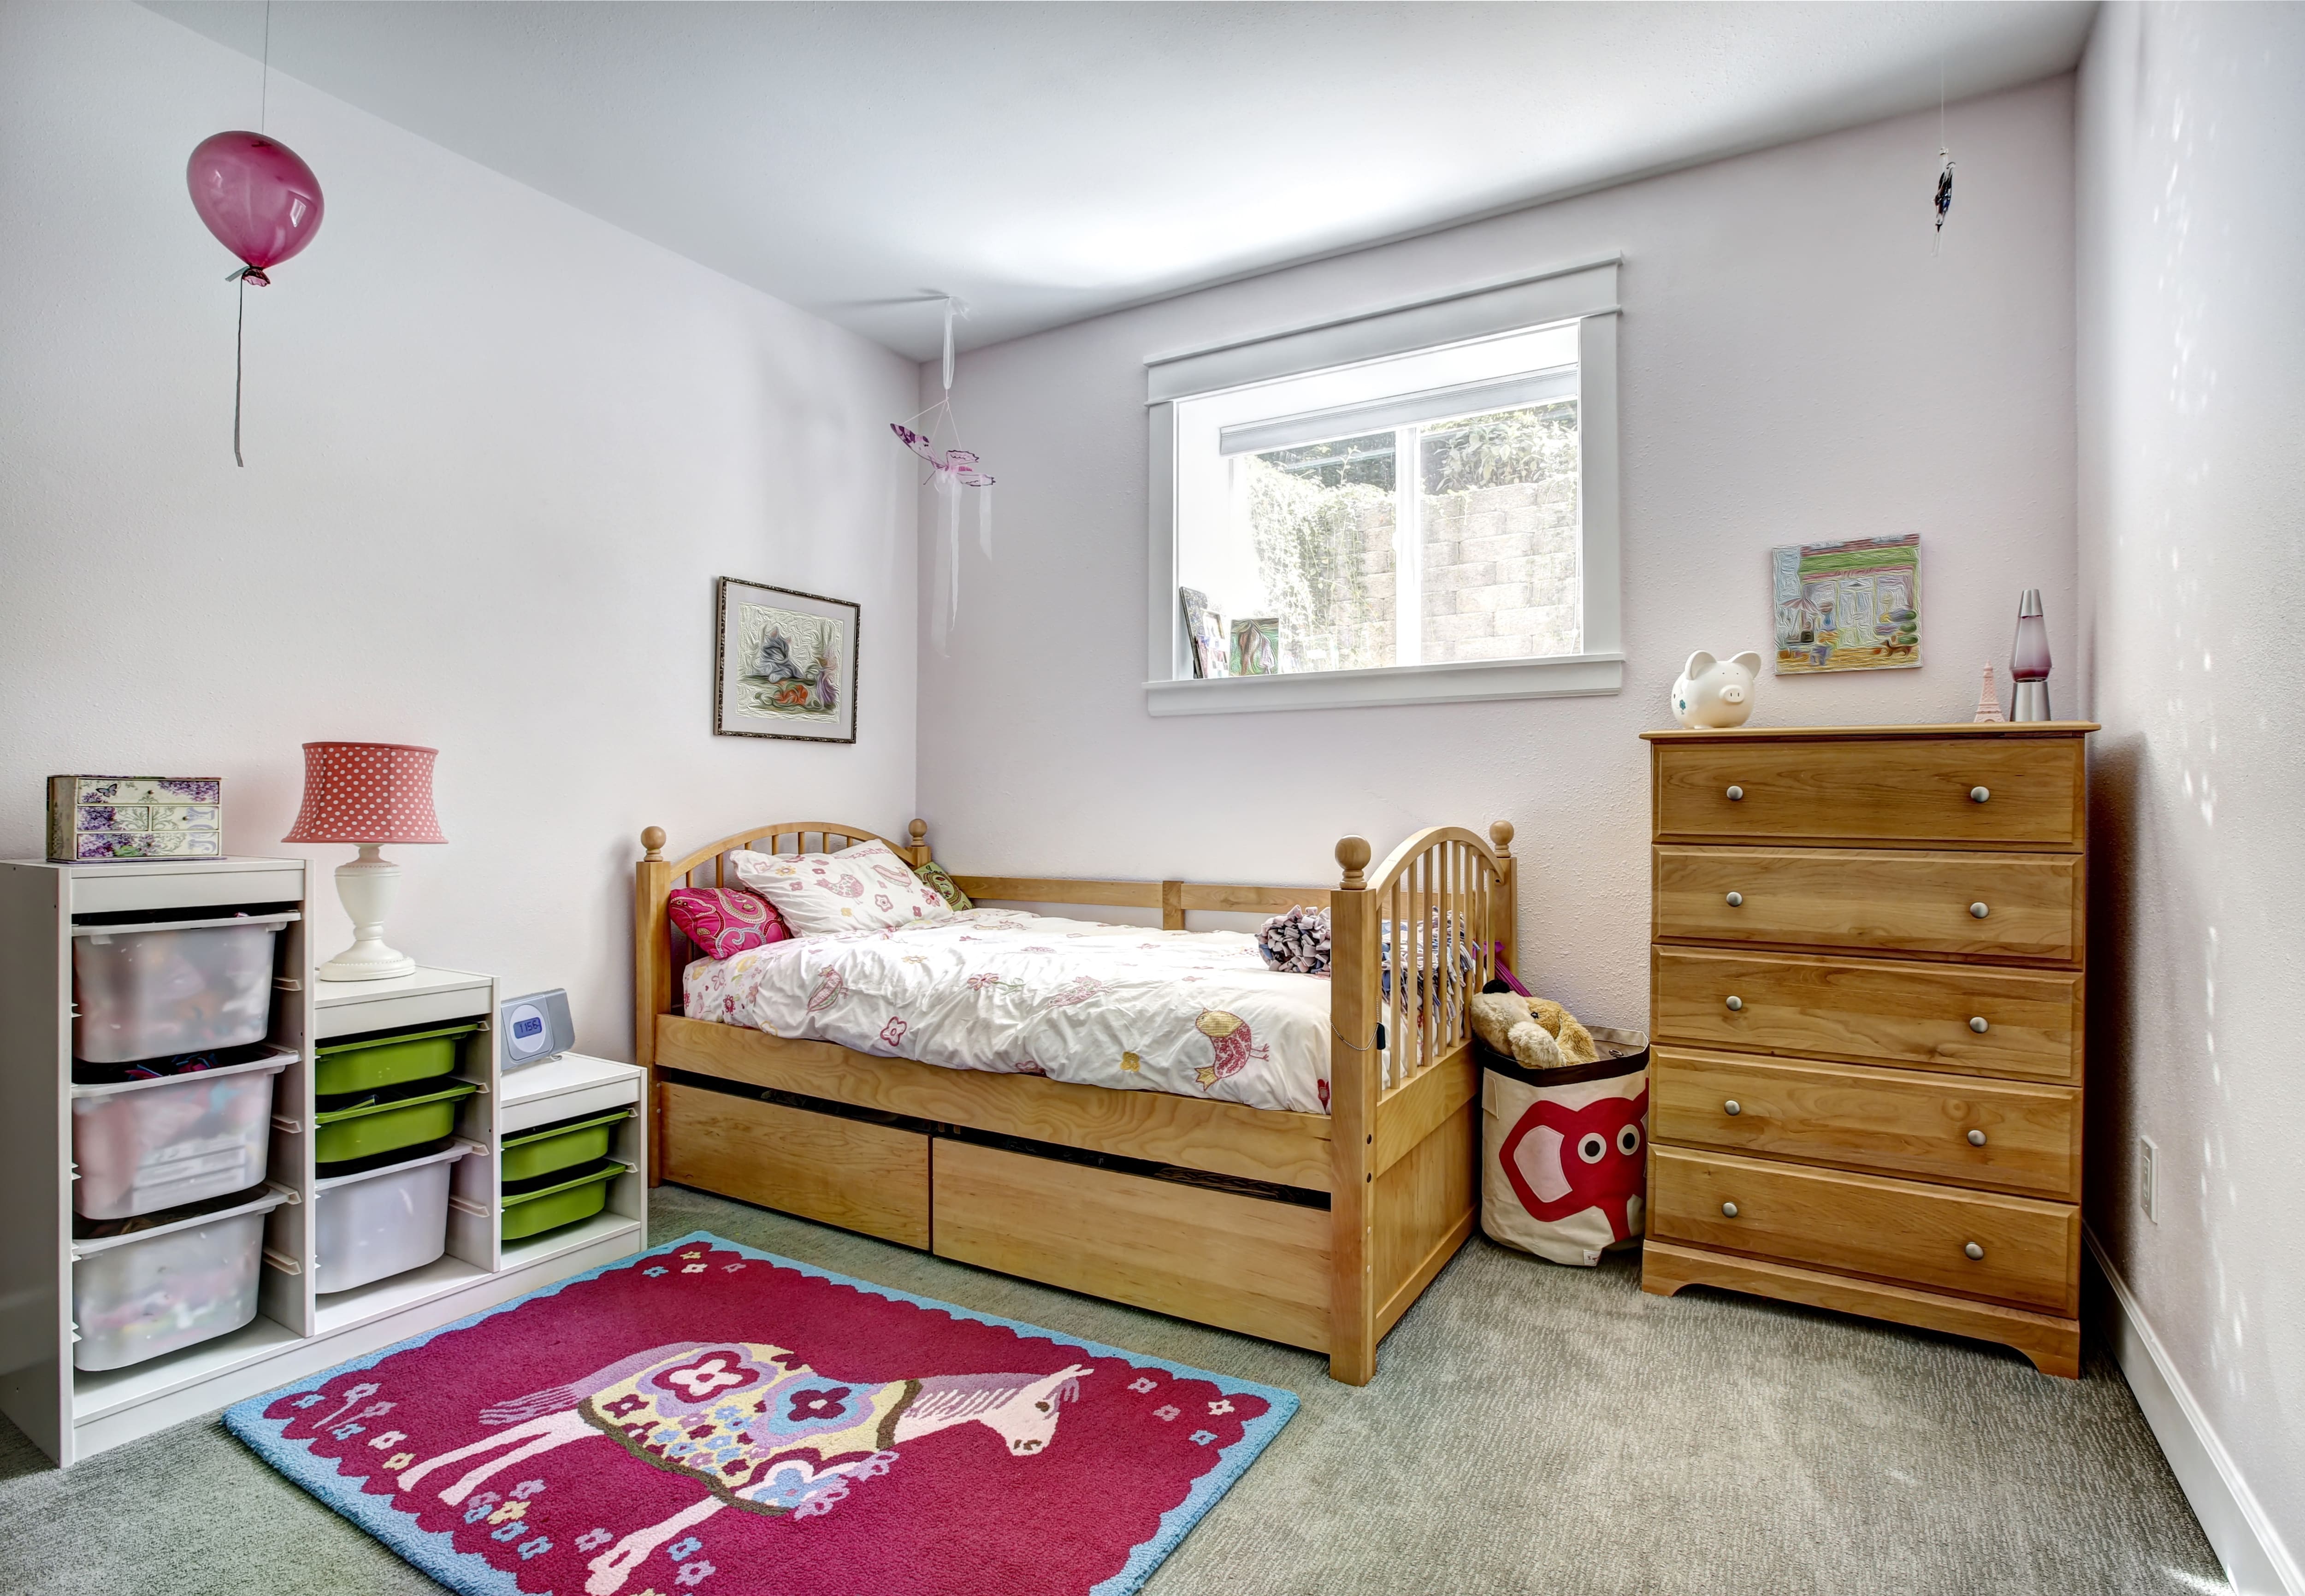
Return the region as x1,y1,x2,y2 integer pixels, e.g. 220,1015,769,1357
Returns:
281,742,446,845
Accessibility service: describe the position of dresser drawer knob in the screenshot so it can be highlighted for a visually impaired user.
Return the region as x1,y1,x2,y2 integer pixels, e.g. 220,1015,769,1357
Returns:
1725,891,1744,908
1722,1202,1740,1218
1725,995,1744,1012
1726,785,1744,801
1970,902,1991,919
1971,786,1991,803
1968,1129,1988,1146
1964,1241,1986,1261
1724,1099,1742,1116
1969,1015,1990,1034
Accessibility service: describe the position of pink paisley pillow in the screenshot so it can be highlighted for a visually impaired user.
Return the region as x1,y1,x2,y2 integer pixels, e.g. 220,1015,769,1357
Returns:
668,886,790,960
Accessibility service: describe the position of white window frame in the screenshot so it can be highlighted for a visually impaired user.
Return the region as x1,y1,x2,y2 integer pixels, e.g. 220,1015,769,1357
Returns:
1144,254,1623,715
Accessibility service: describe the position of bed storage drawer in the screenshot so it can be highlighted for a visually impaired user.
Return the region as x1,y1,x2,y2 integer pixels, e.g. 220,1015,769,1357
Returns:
1649,1146,2078,1313
1652,846,2081,962
1652,946,2083,1083
1653,737,2084,848
660,1082,930,1248
1650,1048,2080,1200
932,1138,1332,1352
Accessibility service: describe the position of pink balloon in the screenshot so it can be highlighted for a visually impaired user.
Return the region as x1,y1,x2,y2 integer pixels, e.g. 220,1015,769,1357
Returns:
186,131,324,282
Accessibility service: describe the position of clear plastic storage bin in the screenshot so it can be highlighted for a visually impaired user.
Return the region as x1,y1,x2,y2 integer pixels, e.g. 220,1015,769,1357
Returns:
313,1143,473,1295
72,912,298,1064
71,1186,291,1371
71,1050,291,1219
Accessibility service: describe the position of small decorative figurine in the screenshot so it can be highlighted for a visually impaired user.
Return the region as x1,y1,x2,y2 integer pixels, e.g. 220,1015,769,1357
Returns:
1973,663,2007,723
2010,589,2053,721
1672,650,1763,729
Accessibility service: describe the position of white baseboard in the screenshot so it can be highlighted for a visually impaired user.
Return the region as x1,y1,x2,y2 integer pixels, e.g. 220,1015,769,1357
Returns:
2086,1229,2302,1596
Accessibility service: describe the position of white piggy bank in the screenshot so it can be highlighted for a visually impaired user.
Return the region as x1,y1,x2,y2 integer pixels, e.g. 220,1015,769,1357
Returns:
1672,650,1763,729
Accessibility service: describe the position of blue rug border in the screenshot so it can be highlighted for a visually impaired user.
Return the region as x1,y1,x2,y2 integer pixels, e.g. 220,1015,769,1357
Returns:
224,1229,1299,1596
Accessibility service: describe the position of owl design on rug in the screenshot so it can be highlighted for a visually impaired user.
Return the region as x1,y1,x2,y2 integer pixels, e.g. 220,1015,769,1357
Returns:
1496,1088,1649,1242
1193,1010,1267,1089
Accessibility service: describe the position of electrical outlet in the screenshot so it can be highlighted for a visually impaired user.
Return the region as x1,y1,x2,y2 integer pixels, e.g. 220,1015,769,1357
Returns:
2139,1135,2159,1223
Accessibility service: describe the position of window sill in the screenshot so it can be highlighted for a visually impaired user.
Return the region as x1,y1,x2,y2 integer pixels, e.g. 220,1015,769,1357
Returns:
1143,652,1624,716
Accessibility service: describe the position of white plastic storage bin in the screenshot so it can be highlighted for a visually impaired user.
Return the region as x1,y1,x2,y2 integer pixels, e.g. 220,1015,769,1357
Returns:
71,1050,291,1220
71,912,298,1064
71,1186,291,1371
313,1143,473,1295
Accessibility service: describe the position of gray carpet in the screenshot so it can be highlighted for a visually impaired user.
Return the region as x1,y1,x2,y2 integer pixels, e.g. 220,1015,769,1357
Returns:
0,1185,2227,1596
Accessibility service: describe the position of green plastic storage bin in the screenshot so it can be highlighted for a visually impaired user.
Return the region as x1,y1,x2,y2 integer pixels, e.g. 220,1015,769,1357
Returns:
313,1079,479,1164
499,1109,630,1184
313,1022,479,1097
499,1159,625,1241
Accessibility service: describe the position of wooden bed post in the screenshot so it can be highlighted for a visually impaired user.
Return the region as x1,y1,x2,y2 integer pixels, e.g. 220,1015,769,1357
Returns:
906,818,931,869
1488,820,1517,980
635,826,673,1188
1328,834,1379,1385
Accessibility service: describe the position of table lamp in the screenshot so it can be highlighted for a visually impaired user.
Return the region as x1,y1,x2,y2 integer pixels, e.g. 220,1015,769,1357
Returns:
283,741,446,981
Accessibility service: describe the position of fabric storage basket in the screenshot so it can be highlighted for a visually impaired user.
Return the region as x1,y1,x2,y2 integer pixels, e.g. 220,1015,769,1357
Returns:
313,1021,478,1097
500,1159,627,1242
1480,1025,1650,1267
71,912,296,1064
313,1079,479,1165
71,1049,292,1219
498,1108,631,1184
71,1186,291,1371
312,1143,472,1295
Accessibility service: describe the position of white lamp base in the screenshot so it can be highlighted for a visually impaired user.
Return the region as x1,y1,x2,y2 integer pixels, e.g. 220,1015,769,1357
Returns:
317,845,418,981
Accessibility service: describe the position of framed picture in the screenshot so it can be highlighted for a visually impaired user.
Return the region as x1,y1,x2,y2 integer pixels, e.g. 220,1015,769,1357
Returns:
1770,534,1921,674
1229,616,1279,676
714,578,859,743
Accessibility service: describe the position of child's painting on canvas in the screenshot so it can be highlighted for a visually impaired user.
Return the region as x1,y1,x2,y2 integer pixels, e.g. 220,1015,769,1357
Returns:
715,578,860,743
1771,535,1921,674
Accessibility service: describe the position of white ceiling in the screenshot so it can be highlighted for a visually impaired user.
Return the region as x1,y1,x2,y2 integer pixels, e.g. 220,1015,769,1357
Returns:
150,1,2096,361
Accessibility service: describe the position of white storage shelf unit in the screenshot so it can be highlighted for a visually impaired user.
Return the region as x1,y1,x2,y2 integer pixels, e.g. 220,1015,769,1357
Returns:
0,856,646,1466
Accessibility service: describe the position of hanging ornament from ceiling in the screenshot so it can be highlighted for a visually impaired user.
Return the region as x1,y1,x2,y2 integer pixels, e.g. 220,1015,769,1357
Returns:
1931,52,1954,254
891,296,994,654
186,7,323,466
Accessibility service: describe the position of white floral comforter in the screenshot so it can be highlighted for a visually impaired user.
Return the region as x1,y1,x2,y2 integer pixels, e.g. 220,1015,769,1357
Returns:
683,908,1334,1115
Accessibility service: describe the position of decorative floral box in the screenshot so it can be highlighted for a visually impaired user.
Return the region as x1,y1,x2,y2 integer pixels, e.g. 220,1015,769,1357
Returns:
47,776,223,861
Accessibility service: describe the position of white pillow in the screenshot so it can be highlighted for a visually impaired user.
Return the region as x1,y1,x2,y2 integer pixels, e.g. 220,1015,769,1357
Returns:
729,839,953,937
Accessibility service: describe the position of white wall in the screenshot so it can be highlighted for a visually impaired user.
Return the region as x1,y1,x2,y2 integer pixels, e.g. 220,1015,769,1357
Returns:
0,1,918,1056
2077,6,2305,1590
916,80,2077,1031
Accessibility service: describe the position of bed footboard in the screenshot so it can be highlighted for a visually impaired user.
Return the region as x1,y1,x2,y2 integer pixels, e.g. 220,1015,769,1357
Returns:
1328,821,1515,1383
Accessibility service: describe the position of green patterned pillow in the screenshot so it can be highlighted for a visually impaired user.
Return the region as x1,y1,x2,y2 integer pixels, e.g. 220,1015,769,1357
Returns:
914,859,973,913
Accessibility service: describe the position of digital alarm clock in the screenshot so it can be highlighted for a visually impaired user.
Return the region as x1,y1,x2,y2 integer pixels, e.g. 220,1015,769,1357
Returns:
499,988,575,1071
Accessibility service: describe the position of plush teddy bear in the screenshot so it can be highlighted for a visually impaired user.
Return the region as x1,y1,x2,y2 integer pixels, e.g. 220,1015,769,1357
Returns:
1469,991,1600,1071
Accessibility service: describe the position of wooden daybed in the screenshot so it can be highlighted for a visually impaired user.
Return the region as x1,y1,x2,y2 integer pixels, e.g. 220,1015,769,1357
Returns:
633,817,1516,1384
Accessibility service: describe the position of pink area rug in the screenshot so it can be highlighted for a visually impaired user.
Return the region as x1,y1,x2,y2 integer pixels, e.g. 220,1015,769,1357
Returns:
226,1232,1295,1596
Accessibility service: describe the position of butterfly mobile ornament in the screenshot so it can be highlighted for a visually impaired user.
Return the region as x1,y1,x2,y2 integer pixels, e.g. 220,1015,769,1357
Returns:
892,296,995,654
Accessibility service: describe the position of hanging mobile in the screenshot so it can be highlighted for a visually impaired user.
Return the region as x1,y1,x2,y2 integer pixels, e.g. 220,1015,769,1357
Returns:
891,296,995,652
1931,51,1954,253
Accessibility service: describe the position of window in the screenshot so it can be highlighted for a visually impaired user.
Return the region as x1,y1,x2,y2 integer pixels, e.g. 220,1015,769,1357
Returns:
1146,257,1621,714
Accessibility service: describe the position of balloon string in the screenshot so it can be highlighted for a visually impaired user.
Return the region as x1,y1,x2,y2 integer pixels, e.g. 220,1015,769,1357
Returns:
233,273,246,468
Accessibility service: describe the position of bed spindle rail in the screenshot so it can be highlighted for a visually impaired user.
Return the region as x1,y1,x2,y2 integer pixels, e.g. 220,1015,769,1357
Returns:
1327,819,1515,1382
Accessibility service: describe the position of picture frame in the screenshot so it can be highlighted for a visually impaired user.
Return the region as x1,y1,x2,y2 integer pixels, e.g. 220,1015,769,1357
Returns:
1770,534,1921,674
714,577,860,744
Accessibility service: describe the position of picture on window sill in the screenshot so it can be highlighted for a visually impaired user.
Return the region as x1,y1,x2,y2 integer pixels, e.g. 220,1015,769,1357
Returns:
1180,586,1229,679
1229,617,1280,676
715,577,859,743
1771,534,1921,674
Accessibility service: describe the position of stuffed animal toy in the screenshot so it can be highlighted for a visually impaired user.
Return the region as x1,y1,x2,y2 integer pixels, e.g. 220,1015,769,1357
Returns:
1470,991,1600,1071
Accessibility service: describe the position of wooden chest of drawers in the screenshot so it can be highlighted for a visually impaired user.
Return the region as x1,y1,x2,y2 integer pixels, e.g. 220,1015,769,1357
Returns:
1639,723,2095,1377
